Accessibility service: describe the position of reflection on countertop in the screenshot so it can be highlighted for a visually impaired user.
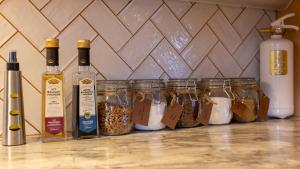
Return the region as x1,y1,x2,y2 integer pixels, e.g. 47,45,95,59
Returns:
1,118,300,169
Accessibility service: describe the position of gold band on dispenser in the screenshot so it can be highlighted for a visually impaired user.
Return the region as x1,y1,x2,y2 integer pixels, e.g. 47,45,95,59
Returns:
45,38,59,48
77,40,90,48
259,28,272,33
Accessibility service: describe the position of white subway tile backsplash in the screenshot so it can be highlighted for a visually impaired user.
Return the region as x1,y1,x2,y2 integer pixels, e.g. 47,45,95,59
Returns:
25,121,39,135
119,21,163,69
22,79,41,133
151,5,191,52
208,42,242,77
164,0,192,19
0,1,272,135
0,99,3,135
130,56,164,79
0,0,58,50
151,39,192,78
0,15,16,46
0,33,45,91
181,25,218,69
118,0,163,34
190,57,218,79
30,0,50,10
91,36,132,80
181,3,218,36
219,5,243,23
57,16,97,69
0,57,5,91
103,0,131,15
82,0,132,51
42,0,92,30
266,10,276,21
241,58,259,79
233,8,264,39
208,10,242,54
233,30,262,69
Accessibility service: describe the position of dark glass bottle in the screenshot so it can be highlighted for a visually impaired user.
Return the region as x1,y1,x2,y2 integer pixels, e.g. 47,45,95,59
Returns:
72,40,98,139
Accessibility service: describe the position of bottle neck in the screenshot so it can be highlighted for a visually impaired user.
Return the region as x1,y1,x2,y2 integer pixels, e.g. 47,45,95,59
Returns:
79,66,90,72
46,66,60,73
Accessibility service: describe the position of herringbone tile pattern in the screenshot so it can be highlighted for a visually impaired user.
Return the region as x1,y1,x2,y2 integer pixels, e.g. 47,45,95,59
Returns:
0,0,274,135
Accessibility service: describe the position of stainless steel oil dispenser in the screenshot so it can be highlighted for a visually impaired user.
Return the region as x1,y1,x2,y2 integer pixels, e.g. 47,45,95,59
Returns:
2,51,26,146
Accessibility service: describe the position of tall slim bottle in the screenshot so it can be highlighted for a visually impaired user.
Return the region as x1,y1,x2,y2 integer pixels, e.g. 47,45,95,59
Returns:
72,40,98,139
42,38,65,142
2,51,26,146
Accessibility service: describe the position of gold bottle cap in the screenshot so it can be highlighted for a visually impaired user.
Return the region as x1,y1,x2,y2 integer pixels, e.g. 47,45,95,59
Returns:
45,38,59,48
77,40,90,48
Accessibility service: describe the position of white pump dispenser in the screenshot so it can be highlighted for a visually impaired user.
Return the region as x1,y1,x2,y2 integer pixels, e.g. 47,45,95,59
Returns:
260,13,299,119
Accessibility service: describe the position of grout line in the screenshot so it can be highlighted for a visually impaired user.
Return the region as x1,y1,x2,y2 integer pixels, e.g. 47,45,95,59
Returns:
39,0,52,11
61,56,76,72
126,36,165,79
229,13,265,67
115,2,164,53
89,36,107,80
163,3,193,38
0,13,47,53
25,119,41,134
150,18,194,71
178,1,194,20
238,56,257,77
206,21,244,71
28,0,60,32
115,0,132,15
218,5,244,41
22,75,42,94
0,31,18,49
101,0,133,36
51,0,96,37
150,54,172,79
187,39,219,78
178,7,219,55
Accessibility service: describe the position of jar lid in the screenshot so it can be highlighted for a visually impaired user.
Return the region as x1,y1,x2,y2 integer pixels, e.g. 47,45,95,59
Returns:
231,78,257,87
97,80,131,92
45,38,59,48
167,79,197,88
200,78,231,88
132,79,165,90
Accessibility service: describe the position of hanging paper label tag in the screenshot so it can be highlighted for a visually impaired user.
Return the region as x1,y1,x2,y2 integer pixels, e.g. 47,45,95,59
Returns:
161,102,184,129
132,96,151,126
231,101,250,118
198,100,213,126
257,91,270,121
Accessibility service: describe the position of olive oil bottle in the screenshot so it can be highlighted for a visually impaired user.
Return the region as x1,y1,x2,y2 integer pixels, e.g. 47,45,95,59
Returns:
72,40,98,139
42,38,65,142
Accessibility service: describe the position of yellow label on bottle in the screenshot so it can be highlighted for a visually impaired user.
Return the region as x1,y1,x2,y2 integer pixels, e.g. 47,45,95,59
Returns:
269,50,288,76
10,110,21,116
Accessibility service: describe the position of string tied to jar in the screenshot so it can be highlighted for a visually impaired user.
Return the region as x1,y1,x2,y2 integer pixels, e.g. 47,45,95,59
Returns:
223,80,235,100
185,79,199,102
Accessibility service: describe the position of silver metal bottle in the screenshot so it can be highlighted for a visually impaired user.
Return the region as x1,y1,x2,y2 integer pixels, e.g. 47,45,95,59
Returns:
2,51,26,146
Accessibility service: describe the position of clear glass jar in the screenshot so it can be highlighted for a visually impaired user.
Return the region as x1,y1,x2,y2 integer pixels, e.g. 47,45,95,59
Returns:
200,78,233,125
132,79,167,131
167,79,200,128
231,78,258,122
97,80,133,135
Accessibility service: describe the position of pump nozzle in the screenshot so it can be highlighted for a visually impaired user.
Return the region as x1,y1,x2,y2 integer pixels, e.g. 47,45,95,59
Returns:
271,13,299,31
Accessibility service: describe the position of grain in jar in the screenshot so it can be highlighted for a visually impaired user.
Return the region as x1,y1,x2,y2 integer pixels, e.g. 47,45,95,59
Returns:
167,79,200,128
231,78,258,122
97,80,133,135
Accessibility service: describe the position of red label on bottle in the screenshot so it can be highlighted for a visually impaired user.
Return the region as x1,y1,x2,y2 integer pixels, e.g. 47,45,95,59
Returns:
45,117,64,135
